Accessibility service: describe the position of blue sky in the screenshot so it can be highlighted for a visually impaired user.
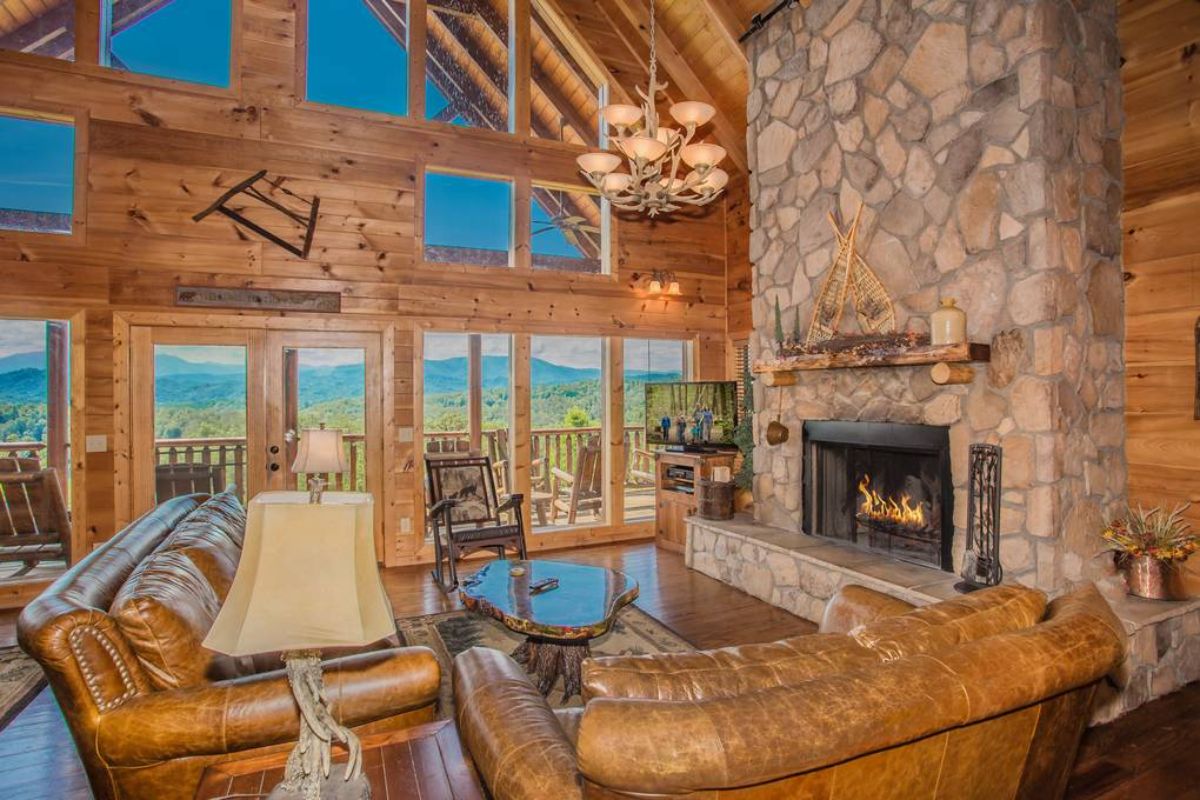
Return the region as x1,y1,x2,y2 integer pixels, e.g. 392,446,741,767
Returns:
0,116,73,215
110,0,232,86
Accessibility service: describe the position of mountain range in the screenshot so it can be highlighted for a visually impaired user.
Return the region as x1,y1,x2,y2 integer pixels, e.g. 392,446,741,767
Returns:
0,352,686,407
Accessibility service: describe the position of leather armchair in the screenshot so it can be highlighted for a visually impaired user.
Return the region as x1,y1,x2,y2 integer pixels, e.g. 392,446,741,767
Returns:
19,493,441,800
454,582,1125,800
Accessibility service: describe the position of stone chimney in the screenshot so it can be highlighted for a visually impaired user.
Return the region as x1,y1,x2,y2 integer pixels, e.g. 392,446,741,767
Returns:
746,0,1125,592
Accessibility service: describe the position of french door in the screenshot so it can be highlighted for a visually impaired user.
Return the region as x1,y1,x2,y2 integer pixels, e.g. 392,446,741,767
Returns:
130,325,385,549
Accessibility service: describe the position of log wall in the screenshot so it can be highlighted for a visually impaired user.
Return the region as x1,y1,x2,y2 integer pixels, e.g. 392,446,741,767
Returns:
0,0,733,563
1120,0,1200,586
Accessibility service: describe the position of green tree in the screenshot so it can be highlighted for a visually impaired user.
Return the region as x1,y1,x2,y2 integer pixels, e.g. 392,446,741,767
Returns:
562,406,592,428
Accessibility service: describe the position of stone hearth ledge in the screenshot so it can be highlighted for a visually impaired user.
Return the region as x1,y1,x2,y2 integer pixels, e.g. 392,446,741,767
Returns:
686,515,1200,724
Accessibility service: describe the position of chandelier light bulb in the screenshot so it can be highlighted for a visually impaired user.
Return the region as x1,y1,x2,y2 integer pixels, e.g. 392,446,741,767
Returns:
669,101,716,128
694,167,729,193
601,104,643,129
681,142,727,169
576,152,621,176
601,173,634,193
622,135,669,162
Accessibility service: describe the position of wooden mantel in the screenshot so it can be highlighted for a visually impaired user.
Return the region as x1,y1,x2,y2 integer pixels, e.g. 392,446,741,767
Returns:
754,342,991,384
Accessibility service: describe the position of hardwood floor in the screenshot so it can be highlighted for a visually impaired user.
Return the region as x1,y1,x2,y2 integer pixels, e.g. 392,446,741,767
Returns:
0,540,1194,799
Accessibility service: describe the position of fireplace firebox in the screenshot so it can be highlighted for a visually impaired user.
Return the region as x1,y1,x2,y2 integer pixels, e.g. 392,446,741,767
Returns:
802,421,953,571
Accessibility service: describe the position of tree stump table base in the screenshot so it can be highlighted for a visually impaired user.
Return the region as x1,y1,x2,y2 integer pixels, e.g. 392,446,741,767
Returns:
512,636,589,701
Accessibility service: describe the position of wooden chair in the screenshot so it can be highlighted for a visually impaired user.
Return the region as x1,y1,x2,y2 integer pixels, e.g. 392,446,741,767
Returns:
0,456,41,474
550,441,604,525
0,468,71,576
629,448,656,486
155,462,227,501
425,453,526,592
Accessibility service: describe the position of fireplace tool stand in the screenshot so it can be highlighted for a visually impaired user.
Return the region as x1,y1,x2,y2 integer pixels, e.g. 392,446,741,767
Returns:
956,444,1003,593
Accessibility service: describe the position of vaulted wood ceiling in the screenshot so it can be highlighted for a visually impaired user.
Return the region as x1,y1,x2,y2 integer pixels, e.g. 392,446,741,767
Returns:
0,0,768,175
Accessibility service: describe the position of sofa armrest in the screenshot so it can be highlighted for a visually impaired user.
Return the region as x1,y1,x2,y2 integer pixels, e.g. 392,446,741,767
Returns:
453,647,581,800
819,585,916,634
582,633,883,702
96,646,439,766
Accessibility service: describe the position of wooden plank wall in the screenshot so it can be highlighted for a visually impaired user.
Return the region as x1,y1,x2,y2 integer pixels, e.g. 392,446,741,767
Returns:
1119,0,1200,582
0,0,734,563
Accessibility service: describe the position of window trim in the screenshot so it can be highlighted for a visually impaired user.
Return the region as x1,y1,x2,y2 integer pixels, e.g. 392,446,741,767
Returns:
0,104,89,245
99,0,243,94
529,178,610,277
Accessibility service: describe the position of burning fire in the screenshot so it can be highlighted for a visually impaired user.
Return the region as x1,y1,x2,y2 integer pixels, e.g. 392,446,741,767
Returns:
857,474,927,529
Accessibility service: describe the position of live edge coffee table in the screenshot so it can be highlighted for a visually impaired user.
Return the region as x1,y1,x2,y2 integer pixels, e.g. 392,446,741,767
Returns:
459,559,639,700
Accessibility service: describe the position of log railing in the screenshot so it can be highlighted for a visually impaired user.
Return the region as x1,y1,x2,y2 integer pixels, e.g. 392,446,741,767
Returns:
0,441,48,461
423,426,650,485
153,434,369,494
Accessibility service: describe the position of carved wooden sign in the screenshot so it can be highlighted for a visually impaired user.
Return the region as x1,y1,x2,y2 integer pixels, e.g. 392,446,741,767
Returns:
175,286,342,313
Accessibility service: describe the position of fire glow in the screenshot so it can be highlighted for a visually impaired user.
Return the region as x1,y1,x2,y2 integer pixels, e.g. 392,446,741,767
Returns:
857,474,927,529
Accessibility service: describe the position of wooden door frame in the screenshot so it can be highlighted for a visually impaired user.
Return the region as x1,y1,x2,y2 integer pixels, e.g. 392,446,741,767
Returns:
128,326,267,516
263,329,389,557
116,312,396,563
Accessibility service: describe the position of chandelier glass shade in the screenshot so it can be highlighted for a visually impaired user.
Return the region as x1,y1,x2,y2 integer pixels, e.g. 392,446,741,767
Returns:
576,0,727,217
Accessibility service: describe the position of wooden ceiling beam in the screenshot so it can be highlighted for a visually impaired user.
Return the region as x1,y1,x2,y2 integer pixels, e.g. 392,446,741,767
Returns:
699,0,749,71
599,0,747,173
534,0,635,106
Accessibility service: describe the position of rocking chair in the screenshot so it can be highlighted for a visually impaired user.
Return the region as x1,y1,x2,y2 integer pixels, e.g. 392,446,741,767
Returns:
550,441,604,525
425,453,526,592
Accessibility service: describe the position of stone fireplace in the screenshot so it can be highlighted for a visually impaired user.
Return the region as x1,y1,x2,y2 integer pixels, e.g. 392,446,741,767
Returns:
743,0,1126,594
803,421,953,571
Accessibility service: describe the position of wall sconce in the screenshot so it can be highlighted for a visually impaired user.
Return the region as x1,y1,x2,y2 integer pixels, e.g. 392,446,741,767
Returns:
642,270,682,297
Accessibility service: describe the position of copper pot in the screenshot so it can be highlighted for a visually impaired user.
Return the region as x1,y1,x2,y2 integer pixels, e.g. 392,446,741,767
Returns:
1122,555,1175,601
766,419,790,446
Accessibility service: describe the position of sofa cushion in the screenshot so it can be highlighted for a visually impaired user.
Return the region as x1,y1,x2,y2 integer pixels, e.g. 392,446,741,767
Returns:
850,584,1047,661
110,549,234,690
176,490,247,549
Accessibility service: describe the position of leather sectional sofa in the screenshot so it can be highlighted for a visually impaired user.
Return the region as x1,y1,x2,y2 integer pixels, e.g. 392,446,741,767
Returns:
454,582,1126,799
18,491,440,800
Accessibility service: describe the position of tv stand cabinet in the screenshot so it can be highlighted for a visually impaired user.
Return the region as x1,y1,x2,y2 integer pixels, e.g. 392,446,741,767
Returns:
655,451,736,552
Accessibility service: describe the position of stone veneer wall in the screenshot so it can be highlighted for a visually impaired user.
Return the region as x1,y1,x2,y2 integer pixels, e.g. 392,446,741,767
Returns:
746,0,1126,592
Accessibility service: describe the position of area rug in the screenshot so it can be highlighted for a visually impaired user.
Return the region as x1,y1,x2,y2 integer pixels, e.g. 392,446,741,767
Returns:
0,646,45,730
396,606,692,715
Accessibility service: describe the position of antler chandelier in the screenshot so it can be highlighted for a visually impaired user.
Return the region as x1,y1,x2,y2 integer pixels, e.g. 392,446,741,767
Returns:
576,0,729,218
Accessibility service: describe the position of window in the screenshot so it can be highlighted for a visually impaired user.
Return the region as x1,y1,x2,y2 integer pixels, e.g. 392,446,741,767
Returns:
0,1,75,60
105,0,233,87
530,7,601,146
623,339,689,522
153,344,249,502
531,335,604,531
0,112,74,235
531,185,607,274
0,317,72,578
425,0,510,131
306,0,409,116
422,332,513,535
424,171,512,266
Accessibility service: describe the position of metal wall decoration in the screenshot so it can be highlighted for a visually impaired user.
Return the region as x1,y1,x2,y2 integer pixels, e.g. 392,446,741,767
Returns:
192,170,320,259
956,444,1003,593
175,286,341,313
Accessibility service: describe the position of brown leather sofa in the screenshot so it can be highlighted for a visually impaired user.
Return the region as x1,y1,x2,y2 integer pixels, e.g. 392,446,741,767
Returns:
19,491,440,800
454,582,1126,799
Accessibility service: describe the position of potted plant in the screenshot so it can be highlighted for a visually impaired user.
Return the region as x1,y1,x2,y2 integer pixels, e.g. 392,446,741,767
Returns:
1101,503,1197,600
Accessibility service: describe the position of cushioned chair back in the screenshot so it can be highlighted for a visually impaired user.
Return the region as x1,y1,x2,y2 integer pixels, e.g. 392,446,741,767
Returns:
17,494,206,800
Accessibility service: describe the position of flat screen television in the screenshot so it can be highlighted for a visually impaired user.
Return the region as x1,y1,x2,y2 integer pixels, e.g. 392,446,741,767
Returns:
645,380,739,450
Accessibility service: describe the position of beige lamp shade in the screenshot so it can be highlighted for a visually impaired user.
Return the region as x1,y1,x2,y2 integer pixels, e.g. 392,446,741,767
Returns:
291,426,348,474
204,493,395,656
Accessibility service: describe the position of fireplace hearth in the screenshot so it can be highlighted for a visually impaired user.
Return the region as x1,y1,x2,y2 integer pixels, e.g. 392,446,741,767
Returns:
802,421,953,571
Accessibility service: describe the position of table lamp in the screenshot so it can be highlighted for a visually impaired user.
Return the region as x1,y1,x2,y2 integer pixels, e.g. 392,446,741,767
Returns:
292,424,348,503
204,494,393,799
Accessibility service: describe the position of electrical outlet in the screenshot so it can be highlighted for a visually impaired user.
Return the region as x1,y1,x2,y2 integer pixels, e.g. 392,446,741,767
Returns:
400,518,412,534
85,435,108,453
397,427,414,443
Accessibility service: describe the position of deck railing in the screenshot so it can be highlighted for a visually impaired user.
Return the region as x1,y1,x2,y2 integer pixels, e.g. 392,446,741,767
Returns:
0,441,48,460
149,426,652,497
